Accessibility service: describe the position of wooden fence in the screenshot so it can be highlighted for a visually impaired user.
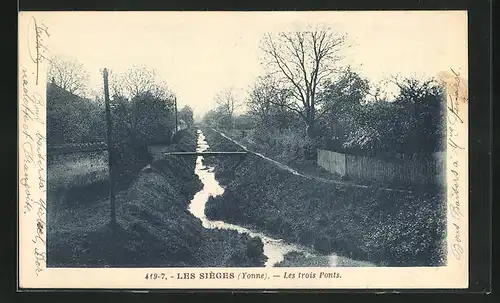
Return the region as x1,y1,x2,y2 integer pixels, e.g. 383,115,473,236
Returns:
317,149,445,186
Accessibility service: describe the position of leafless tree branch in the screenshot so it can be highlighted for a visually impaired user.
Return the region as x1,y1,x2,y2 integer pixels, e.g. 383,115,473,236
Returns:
47,55,90,96
259,26,348,135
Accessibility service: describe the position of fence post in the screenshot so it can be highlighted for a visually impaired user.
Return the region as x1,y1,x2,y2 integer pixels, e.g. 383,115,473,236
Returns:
103,68,117,264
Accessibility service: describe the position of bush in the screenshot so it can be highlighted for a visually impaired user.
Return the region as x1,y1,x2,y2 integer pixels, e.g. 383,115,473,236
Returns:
113,134,152,180
313,235,332,254
251,127,317,161
263,216,282,234
202,128,447,266
48,129,268,268
246,237,266,265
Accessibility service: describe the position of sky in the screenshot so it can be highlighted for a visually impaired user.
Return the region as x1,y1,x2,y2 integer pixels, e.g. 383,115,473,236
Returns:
34,11,468,117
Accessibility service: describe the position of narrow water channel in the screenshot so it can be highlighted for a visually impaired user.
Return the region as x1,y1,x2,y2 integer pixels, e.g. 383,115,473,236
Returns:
188,129,318,267
188,129,373,268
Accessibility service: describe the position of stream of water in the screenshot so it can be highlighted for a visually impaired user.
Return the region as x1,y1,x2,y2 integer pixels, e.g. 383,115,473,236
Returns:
188,129,373,267
188,129,322,267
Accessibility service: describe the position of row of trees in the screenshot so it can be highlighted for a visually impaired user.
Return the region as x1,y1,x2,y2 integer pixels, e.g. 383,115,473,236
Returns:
47,56,194,178
204,25,446,158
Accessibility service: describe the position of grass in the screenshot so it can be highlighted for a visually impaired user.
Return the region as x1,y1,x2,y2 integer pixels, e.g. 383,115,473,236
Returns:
48,151,109,203
222,128,442,192
275,252,331,267
202,128,447,267
47,128,267,268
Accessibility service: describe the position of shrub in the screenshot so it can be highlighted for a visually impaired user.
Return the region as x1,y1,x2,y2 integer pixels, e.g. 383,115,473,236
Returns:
202,128,446,266
313,235,332,254
246,237,266,265
112,133,152,180
251,128,317,161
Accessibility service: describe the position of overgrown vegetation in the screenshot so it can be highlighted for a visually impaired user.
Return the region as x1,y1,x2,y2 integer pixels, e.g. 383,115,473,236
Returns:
47,60,197,204
47,129,266,267
47,58,264,267
203,129,446,266
200,27,446,267
202,26,446,163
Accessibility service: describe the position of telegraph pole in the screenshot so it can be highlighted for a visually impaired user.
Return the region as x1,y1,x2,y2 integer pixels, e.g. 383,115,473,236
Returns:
103,68,117,263
174,96,178,132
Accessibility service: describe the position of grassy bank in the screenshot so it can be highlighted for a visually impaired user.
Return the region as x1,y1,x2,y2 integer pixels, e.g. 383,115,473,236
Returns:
47,128,266,267
202,128,447,266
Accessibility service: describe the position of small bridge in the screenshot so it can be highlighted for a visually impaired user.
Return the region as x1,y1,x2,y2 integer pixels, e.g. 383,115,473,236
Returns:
165,151,247,156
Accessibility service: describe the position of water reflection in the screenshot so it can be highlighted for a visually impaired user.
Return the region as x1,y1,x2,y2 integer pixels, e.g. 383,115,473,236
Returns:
188,129,373,268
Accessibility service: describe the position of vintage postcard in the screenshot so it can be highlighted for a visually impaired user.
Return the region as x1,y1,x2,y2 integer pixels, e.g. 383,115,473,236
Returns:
18,11,468,289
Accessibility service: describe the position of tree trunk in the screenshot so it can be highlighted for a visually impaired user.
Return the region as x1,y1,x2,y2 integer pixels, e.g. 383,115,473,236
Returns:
306,108,318,138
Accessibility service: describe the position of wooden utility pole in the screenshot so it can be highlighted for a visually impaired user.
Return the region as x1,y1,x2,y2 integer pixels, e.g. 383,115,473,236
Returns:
103,68,117,259
174,96,178,132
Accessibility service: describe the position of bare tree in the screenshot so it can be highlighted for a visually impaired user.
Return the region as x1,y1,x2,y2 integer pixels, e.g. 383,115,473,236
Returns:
120,65,173,99
247,74,290,126
214,87,242,129
47,55,90,96
260,25,348,137
86,68,122,102
105,68,124,98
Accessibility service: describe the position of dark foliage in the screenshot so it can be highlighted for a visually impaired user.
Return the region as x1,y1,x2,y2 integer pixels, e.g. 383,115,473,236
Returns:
179,105,195,127
47,83,106,144
203,129,446,267
319,74,446,157
47,129,267,268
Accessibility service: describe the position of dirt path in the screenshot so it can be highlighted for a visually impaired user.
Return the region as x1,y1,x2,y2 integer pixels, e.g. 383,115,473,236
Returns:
212,128,412,194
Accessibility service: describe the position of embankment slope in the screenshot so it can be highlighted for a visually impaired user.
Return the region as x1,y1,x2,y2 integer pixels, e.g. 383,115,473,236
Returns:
48,129,266,267
202,128,446,267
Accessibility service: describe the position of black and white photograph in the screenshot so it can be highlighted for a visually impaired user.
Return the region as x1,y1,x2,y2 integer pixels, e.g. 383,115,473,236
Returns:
18,11,469,289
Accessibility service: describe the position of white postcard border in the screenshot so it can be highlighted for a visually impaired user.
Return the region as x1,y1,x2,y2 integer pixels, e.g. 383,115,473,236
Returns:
18,11,469,289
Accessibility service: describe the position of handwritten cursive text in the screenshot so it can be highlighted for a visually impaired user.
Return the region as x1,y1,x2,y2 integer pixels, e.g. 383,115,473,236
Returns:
27,16,50,85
